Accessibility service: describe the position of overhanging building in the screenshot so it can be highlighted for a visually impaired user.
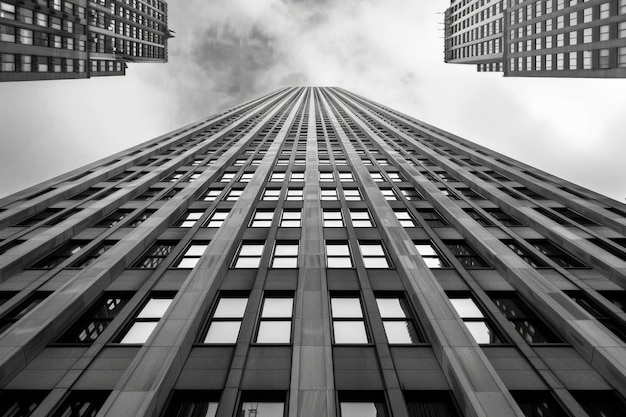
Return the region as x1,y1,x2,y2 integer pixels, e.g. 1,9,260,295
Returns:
0,0,171,82
0,87,625,417
444,0,626,77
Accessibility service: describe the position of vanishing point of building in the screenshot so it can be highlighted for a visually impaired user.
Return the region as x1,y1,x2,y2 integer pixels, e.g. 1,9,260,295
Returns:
0,87,625,417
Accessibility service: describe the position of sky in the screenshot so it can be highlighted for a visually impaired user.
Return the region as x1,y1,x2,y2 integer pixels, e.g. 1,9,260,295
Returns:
0,0,625,202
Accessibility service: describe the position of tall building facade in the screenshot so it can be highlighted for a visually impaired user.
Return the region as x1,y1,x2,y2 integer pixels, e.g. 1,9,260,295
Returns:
444,0,626,77
0,87,625,417
0,0,170,82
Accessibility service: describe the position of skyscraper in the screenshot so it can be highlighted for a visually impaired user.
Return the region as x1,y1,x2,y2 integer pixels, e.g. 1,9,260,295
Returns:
0,87,625,417
0,0,171,82
444,0,626,77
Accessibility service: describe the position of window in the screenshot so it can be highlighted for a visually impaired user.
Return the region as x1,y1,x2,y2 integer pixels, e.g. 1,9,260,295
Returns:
416,209,448,227
331,296,368,344
271,241,299,268
203,295,248,344
162,391,219,417
205,210,229,228
600,24,610,41
485,208,521,226
528,240,586,268
343,188,362,201
503,240,549,268
117,295,174,344
414,242,449,268
376,296,421,344
380,189,397,200
130,241,177,269
0,390,47,417
270,172,286,182
30,240,87,269
572,391,626,417
511,391,569,417
290,172,304,182
174,210,204,227
444,241,490,268
174,242,209,268
57,294,131,343
405,392,462,417
370,172,384,182
262,188,281,201
128,210,156,227
323,209,344,227
338,172,354,182
358,241,390,268
320,172,334,182
219,172,236,182
70,241,115,268
286,188,303,200
35,12,47,27
599,48,610,68
249,210,273,227
51,392,110,417
256,295,294,343
401,188,424,200
339,395,387,417
0,292,51,334
566,291,626,342
279,209,301,227
0,2,15,20
240,396,285,417
387,172,403,182
233,241,264,268
349,210,374,228
599,2,610,19
226,189,243,201
321,188,338,200
326,241,352,268
491,293,562,343
394,210,415,227
448,295,502,344
239,173,254,183
203,189,222,201
95,209,133,228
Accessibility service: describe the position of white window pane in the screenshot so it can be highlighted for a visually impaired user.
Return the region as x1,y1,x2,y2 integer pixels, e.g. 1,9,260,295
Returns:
350,212,369,219
333,321,368,344
256,212,274,219
450,298,483,318
262,298,293,317
240,245,264,256
274,245,298,256
120,321,158,344
331,298,363,318
185,244,208,257
204,321,242,343
252,220,272,227
383,321,417,344
280,220,300,227
272,257,298,268
188,212,203,220
352,220,372,228
207,221,223,228
241,402,284,417
422,257,444,268
327,244,350,256
324,220,343,227
214,298,248,318
376,298,405,318
324,211,342,219
282,211,300,219
415,244,437,256
327,257,352,268
464,321,494,344
177,257,200,268
137,298,173,318
235,257,261,268
257,321,291,343
359,244,384,256
363,257,389,268
340,403,380,417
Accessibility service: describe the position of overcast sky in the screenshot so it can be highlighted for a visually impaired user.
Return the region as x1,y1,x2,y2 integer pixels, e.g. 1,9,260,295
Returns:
0,0,625,202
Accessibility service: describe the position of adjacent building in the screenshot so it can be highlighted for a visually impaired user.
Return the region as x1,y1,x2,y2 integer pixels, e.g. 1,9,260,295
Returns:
444,0,626,77
0,87,625,417
0,0,171,82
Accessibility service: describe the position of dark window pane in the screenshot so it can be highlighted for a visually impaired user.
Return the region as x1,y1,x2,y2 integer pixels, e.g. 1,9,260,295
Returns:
51,392,109,417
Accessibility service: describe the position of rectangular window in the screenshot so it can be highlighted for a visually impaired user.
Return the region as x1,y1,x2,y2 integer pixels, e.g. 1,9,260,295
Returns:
491,293,562,343
57,294,131,343
290,171,304,182
619,47,626,67
0,391,47,417
444,241,490,268
30,240,88,269
128,210,155,227
219,172,236,182
239,173,254,183
394,210,416,227
572,391,626,417
600,24,610,41
271,241,299,268
349,210,374,228
376,296,422,344
203,189,222,201
0,2,15,20
256,295,294,343
319,172,334,182
226,189,243,201
599,2,610,19
250,210,274,227
387,172,403,182
512,391,569,417
338,172,354,182
70,241,116,268
205,210,229,228
599,48,610,68
130,241,177,269
323,209,344,227
0,292,51,334
117,295,174,344
414,242,450,268
173,210,204,227
240,395,285,417
528,240,587,268
448,294,502,344
0,24,15,42
343,188,362,201
173,242,209,268
566,291,626,342
233,241,264,268
326,241,352,268
51,392,110,417
503,240,549,268
417,209,448,227
163,392,219,417
202,295,248,344
380,189,397,200
370,172,384,182
270,172,286,182
358,241,390,268
401,187,424,200
485,208,521,226
321,188,338,200
286,188,303,200
405,392,462,417
262,188,281,201
280,209,301,227
331,296,368,344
